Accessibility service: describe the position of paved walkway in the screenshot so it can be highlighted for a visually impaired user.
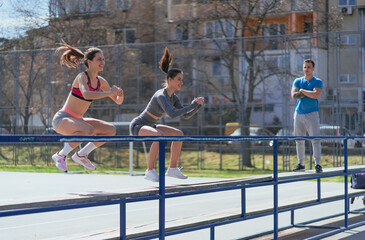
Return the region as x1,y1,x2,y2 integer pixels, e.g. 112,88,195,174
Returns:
249,214,365,240
1,171,365,240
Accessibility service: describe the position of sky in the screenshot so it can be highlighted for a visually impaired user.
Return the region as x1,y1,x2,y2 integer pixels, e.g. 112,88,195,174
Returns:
0,0,48,39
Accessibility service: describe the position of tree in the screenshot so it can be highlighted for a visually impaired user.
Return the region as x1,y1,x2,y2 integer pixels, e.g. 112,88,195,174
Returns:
4,0,158,133
0,46,50,134
190,0,341,167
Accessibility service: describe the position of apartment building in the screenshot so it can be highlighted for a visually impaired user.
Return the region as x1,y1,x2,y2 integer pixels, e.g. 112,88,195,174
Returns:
48,0,157,45
324,0,364,133
163,0,331,129
4,0,364,134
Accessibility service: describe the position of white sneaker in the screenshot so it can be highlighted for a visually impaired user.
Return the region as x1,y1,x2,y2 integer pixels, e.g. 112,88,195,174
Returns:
71,153,96,170
144,169,159,182
166,167,188,179
52,152,67,172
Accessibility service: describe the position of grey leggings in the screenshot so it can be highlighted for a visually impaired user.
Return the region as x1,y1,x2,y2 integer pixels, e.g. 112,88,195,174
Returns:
294,111,321,165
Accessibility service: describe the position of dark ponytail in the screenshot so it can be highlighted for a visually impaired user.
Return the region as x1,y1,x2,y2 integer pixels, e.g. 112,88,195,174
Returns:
159,47,183,87
159,47,172,74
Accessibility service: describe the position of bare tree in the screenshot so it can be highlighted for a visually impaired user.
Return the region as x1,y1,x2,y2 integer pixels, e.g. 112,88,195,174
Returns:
5,0,159,132
186,0,285,167
191,0,340,167
0,48,48,134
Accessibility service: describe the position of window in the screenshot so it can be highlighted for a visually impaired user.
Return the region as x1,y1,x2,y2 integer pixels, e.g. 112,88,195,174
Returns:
345,113,357,131
338,0,356,6
340,35,356,45
205,19,234,39
115,28,136,44
262,23,285,49
294,0,313,11
262,23,286,36
265,55,288,74
253,99,274,112
296,54,311,72
62,1,76,13
339,74,356,83
212,58,229,77
174,23,189,41
86,0,106,13
256,0,283,13
304,22,313,33
56,0,106,14
116,0,130,10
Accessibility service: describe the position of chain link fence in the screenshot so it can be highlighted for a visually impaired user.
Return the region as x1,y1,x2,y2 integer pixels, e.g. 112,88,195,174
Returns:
0,31,364,170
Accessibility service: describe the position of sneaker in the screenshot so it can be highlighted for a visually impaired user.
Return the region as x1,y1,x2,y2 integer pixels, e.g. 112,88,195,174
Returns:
166,167,188,179
144,169,159,182
292,164,305,172
52,152,67,173
315,164,323,173
71,152,96,170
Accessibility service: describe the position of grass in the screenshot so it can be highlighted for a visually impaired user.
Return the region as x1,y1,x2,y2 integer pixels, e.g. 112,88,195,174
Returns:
0,143,363,183
0,165,272,178
0,165,350,183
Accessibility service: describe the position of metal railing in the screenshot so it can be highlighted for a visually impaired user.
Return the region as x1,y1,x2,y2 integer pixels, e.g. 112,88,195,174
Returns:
0,135,365,240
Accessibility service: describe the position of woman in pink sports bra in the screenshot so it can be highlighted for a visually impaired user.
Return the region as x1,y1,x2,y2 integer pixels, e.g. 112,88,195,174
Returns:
51,40,124,173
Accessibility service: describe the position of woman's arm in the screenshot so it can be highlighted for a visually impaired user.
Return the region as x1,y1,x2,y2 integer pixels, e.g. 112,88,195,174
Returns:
78,74,117,100
157,95,199,119
98,77,124,105
179,97,204,119
182,104,202,119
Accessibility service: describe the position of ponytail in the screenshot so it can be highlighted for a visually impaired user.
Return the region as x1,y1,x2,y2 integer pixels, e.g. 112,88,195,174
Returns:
159,47,173,74
55,40,103,69
55,40,85,68
159,47,183,87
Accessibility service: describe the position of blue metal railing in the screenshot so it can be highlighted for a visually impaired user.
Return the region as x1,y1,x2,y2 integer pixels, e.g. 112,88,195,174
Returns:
0,135,365,240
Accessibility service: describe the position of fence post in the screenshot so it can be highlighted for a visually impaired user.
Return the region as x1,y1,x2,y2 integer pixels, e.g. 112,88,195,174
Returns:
344,139,348,228
120,202,126,240
159,140,166,240
241,187,246,218
273,139,279,240
210,226,215,240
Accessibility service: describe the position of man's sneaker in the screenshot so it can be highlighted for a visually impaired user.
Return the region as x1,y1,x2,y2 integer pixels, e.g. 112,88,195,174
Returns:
144,169,159,182
292,164,305,172
166,167,188,179
52,152,67,173
315,164,323,173
71,153,96,170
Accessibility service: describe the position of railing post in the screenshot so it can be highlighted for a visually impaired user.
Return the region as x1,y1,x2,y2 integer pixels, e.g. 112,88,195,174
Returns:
317,178,321,202
344,139,349,228
120,202,126,240
241,187,246,218
159,140,166,240
129,141,133,175
273,139,279,240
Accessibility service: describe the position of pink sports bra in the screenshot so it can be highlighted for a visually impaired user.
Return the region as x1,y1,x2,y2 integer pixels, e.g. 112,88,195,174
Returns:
71,71,101,102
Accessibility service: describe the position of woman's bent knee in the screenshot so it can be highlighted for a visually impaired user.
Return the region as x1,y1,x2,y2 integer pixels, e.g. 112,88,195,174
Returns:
83,125,95,135
107,125,116,135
